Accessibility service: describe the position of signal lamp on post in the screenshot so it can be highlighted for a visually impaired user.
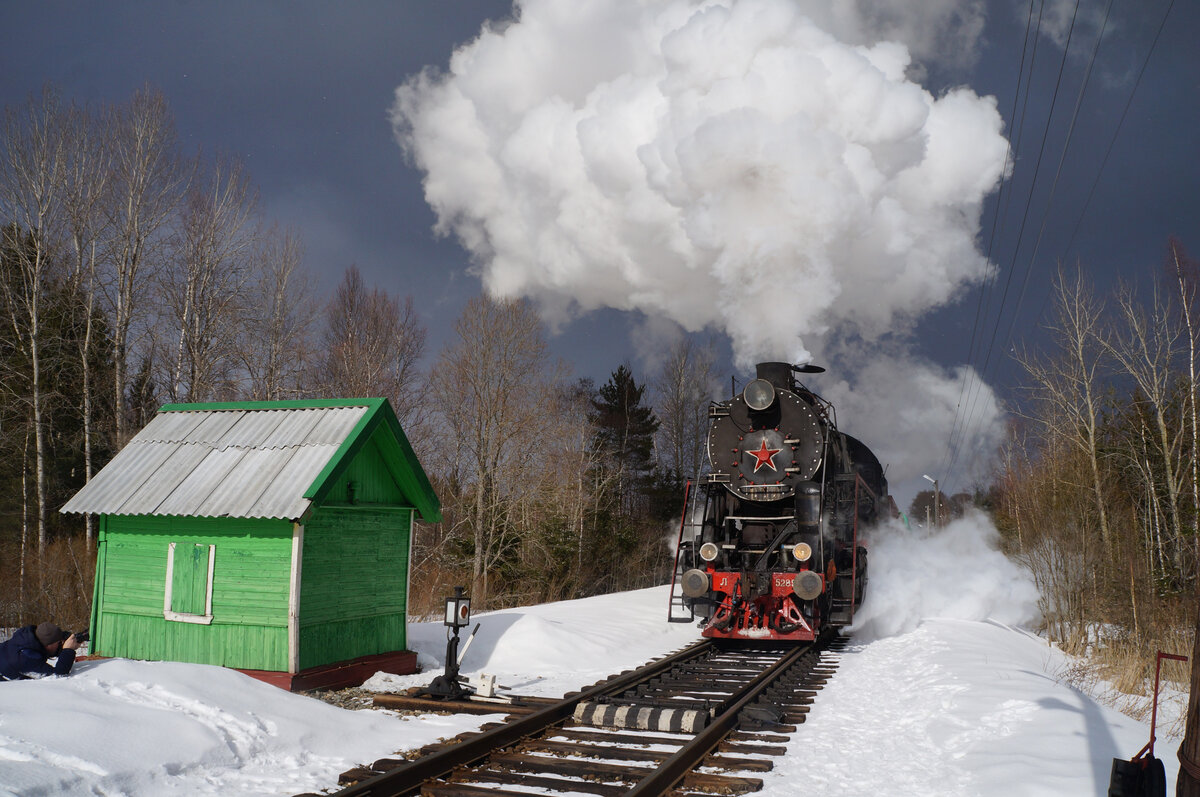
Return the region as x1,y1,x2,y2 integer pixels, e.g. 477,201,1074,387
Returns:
445,587,471,628
419,586,474,700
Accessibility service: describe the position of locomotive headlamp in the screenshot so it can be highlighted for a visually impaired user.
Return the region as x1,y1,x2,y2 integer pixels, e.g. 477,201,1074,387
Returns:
791,542,813,562
743,379,775,411
699,542,720,562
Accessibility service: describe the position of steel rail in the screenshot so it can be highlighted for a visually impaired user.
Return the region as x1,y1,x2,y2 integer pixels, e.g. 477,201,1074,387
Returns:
626,639,816,797
332,638,716,797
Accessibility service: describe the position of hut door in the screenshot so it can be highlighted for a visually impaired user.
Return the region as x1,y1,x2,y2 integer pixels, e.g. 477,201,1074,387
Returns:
164,542,216,624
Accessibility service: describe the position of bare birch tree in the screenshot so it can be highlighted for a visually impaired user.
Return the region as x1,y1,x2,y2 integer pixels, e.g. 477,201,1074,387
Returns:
1103,283,1186,576
163,154,258,402
100,87,185,443
0,87,69,559
1014,267,1113,550
1173,240,1200,797
430,296,557,606
543,380,618,591
59,98,110,548
653,336,718,482
1170,238,1200,558
240,226,315,400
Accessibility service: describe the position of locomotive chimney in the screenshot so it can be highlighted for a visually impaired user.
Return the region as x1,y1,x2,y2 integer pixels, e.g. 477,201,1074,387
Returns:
755,362,794,391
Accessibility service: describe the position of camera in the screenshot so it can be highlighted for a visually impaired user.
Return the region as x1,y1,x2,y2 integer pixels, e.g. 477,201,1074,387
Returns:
71,630,89,644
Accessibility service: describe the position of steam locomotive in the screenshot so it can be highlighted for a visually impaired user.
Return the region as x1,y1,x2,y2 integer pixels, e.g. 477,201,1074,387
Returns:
669,361,891,641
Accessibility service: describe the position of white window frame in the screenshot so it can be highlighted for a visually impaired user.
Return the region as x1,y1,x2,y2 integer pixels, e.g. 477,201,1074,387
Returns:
163,542,216,625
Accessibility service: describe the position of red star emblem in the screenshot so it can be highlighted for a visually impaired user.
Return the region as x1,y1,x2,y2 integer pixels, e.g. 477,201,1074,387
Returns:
746,437,782,473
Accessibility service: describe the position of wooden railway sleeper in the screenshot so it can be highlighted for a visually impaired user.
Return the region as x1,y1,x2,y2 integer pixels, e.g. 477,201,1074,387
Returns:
488,752,656,781
437,770,625,796
519,739,678,764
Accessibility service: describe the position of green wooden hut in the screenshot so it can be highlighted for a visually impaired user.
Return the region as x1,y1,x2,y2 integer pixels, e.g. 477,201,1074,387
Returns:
61,398,439,690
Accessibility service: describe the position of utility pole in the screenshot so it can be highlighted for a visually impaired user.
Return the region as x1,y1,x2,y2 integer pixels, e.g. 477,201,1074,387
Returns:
923,474,940,527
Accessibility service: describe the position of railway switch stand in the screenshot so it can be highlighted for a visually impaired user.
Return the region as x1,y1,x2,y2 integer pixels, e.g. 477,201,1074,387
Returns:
418,587,476,700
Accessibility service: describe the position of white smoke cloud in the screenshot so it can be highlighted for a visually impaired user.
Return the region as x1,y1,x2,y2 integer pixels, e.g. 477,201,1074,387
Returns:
813,341,1005,497
850,511,1041,641
820,0,987,73
392,0,1009,368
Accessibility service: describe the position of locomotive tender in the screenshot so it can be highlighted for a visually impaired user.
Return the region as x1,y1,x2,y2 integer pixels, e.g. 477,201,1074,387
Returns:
670,361,891,642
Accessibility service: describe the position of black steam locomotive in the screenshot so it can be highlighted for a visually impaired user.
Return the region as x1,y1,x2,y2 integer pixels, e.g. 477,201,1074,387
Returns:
669,361,891,641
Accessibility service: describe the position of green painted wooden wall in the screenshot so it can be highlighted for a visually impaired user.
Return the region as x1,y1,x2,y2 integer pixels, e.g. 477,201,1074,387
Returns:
296,424,413,670
321,431,410,506
298,505,411,670
92,515,293,671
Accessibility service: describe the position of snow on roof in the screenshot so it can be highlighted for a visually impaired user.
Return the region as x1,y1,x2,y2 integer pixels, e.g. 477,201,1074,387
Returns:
60,404,369,520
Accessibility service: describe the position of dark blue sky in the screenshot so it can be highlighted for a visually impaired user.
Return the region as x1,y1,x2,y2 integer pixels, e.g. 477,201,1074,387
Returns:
924,0,1198,394
1,0,1195,401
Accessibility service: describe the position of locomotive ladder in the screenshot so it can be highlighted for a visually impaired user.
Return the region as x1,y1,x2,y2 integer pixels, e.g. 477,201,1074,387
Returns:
667,479,705,623
827,472,878,625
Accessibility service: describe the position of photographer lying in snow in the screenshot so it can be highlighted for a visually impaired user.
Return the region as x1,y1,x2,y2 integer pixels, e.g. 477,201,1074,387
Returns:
0,622,81,680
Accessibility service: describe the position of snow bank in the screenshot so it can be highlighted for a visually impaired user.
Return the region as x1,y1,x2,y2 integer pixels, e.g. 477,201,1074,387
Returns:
0,585,1179,796
779,618,1177,796
0,658,478,796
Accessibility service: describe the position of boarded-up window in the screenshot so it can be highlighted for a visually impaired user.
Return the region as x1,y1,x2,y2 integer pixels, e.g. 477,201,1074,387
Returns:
164,543,215,624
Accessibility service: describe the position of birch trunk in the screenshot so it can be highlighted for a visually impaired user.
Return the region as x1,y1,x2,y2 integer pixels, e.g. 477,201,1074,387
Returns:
1172,241,1200,569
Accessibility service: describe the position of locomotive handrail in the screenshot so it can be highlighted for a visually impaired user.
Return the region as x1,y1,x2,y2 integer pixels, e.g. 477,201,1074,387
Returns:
847,471,879,624
853,471,880,502
667,479,703,624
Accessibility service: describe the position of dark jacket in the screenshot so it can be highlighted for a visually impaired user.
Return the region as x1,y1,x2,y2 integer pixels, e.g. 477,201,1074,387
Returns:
0,625,76,680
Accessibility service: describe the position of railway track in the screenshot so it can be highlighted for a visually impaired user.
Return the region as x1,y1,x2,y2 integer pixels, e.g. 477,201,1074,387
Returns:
313,632,844,797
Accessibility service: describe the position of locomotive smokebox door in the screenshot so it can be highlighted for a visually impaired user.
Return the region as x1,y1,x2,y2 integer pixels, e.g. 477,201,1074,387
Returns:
707,382,824,502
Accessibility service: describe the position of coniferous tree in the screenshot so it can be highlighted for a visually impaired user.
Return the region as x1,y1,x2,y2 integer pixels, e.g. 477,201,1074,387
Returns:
126,354,158,429
591,364,660,517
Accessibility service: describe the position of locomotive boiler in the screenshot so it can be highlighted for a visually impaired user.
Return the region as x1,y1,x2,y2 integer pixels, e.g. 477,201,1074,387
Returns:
669,361,890,641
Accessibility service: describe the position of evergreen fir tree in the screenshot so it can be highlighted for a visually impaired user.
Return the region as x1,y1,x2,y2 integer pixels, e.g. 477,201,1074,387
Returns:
591,365,660,515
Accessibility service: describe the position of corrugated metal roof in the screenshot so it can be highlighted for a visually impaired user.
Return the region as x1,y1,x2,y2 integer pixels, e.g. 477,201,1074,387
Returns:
61,405,369,519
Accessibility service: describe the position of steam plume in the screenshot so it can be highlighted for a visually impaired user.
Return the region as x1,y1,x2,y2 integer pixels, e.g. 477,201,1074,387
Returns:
851,512,1040,641
392,0,1011,490
392,0,1007,367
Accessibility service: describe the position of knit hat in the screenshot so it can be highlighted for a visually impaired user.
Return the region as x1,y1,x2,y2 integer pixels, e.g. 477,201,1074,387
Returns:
35,622,66,648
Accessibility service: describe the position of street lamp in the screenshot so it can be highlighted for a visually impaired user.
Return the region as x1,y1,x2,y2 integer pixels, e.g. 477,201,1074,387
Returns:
923,474,940,527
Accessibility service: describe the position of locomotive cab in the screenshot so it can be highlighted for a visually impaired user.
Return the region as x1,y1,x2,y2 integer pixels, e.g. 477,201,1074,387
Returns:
673,361,888,641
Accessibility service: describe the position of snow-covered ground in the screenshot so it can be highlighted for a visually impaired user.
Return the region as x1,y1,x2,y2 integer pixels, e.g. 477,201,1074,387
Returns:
0,513,1185,796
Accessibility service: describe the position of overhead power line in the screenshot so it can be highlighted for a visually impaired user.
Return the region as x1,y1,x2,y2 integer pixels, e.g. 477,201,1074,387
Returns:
941,0,1180,495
